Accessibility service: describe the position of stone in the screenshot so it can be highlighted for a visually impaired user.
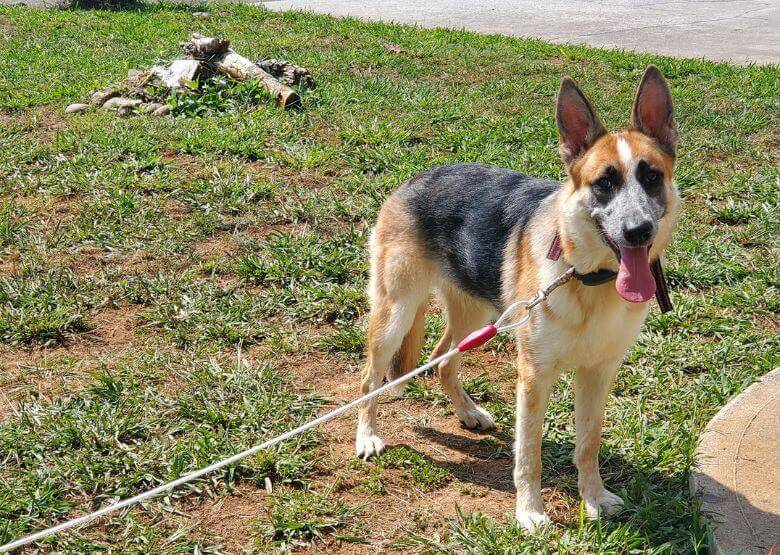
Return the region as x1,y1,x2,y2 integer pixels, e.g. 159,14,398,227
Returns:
143,103,164,114
102,97,142,111
151,105,171,116
192,11,209,17
65,103,89,114
90,89,120,106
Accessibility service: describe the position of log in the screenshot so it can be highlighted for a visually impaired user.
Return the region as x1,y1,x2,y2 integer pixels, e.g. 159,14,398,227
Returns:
150,59,202,89
257,58,316,89
183,33,300,110
182,34,229,59
213,52,300,109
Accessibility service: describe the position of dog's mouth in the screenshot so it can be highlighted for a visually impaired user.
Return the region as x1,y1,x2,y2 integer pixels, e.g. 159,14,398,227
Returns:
596,221,656,304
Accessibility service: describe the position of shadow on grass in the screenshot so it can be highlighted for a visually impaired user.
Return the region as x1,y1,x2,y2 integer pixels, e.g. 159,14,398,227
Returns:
406,424,716,552
57,0,211,13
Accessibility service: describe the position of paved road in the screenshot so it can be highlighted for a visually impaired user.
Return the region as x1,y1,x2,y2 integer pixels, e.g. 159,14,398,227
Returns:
259,0,779,65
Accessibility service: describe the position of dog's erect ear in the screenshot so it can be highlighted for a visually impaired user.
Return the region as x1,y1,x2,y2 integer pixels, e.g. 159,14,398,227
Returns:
630,65,677,155
556,77,608,167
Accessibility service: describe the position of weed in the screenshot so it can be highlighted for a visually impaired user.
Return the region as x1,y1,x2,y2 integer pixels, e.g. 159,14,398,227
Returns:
169,75,276,117
0,265,94,345
257,488,362,549
377,446,451,489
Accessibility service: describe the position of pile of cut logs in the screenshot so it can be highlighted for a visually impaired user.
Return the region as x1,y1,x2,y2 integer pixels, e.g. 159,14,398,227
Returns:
66,33,314,116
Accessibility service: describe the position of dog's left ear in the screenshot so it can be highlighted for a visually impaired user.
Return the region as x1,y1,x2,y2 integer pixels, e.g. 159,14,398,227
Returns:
630,65,677,155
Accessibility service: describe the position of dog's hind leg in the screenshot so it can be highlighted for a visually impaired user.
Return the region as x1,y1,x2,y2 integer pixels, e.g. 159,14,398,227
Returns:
355,228,432,460
436,287,496,430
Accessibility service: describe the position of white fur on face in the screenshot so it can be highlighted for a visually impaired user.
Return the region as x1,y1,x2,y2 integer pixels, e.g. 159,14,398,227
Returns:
616,137,633,169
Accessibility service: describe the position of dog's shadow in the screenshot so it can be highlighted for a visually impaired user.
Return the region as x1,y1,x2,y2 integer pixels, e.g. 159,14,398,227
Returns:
405,424,673,498
406,425,583,494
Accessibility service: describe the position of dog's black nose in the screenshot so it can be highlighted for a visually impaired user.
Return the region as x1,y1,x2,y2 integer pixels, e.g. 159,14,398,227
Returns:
623,221,653,246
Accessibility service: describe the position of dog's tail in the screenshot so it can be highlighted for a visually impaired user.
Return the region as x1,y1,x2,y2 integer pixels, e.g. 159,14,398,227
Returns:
386,305,426,396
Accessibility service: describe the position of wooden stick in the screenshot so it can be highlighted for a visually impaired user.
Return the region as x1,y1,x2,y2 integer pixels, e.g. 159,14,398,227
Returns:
182,34,230,58
183,33,300,110
212,52,300,109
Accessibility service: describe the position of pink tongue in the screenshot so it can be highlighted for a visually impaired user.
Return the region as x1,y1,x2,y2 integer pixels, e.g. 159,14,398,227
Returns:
615,246,656,303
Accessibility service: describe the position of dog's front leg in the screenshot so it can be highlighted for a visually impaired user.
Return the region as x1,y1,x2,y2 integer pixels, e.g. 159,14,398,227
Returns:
574,363,624,518
514,353,558,530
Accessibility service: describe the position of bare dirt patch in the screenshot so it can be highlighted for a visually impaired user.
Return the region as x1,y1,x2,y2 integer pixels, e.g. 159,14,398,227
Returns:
162,151,214,182
0,253,20,277
754,313,780,334
0,15,13,38
32,106,68,144
0,305,143,418
176,485,269,552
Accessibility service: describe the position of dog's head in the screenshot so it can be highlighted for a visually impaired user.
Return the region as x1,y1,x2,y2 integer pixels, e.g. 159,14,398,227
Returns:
556,65,680,303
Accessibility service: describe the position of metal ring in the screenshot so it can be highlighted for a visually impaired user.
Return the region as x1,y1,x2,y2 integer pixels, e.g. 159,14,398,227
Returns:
495,301,532,331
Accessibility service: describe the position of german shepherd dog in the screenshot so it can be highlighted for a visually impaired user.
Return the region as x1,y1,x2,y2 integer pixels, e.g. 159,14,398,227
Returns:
355,66,680,529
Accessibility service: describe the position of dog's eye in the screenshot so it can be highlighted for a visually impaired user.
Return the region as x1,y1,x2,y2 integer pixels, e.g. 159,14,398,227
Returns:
645,169,660,183
593,177,612,189
638,163,663,187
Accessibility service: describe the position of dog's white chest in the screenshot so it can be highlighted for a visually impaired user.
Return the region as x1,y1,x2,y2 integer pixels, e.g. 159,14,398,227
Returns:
528,288,649,370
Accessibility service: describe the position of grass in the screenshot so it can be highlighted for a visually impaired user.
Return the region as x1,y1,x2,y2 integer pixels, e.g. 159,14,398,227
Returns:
0,2,777,552
0,265,94,345
376,447,451,489
257,487,363,550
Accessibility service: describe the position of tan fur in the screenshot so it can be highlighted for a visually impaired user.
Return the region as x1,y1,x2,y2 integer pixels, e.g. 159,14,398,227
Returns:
388,304,425,382
571,131,675,191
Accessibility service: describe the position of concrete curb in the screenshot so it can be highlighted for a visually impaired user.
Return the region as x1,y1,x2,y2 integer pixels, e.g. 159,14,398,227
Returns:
689,367,780,554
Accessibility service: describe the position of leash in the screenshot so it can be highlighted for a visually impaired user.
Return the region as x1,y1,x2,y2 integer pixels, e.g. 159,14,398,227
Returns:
0,268,577,553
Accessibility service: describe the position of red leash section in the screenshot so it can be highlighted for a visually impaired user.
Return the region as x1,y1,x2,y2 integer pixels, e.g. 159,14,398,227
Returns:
457,324,498,351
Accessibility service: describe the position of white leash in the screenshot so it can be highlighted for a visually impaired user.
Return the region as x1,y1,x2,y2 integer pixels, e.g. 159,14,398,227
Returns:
1,268,575,553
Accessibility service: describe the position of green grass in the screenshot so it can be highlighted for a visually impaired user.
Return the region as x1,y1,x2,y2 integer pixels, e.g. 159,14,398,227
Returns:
257,487,363,550
376,446,451,489
0,265,94,345
0,2,777,552
1,352,322,551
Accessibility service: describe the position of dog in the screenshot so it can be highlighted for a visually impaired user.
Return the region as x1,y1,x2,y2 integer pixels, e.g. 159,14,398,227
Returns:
354,65,680,529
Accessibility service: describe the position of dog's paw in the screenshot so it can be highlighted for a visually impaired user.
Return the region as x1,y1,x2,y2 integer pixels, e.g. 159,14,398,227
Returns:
389,383,405,398
516,510,552,532
583,489,624,518
457,405,496,430
355,433,385,461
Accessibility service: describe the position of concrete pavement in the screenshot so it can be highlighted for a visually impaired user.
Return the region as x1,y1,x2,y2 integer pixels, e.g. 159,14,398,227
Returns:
690,368,780,554
259,0,779,64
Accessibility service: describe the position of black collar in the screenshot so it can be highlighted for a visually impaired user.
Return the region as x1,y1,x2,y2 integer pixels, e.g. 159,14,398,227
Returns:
572,268,617,286
546,233,617,285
